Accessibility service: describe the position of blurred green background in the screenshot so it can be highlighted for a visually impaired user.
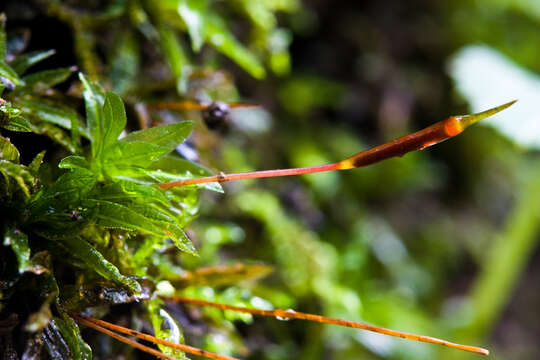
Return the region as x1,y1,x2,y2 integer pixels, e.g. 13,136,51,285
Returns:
2,0,540,359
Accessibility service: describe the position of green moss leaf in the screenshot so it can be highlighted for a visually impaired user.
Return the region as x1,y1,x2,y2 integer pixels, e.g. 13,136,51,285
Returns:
58,156,90,171
0,59,21,84
43,315,93,360
4,227,30,273
17,67,75,94
53,315,92,360
92,180,169,207
28,168,96,218
79,73,105,159
150,154,223,192
81,198,164,231
120,121,193,152
17,99,87,136
101,91,127,150
0,160,33,197
28,150,46,176
62,236,141,292
147,298,188,360
102,141,168,168
11,49,56,75
80,197,196,255
3,115,32,132
0,135,20,162
126,202,197,255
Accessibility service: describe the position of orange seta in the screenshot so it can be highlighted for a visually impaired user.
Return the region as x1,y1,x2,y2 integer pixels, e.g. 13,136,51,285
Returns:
164,295,490,356
159,100,516,189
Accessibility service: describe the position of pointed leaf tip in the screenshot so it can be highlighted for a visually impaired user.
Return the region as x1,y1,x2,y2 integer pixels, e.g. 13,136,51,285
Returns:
456,100,517,129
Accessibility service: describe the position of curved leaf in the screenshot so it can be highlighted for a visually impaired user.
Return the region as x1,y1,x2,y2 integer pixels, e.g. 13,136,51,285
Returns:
4,227,30,273
58,156,90,171
53,315,92,360
62,236,141,292
102,91,127,150
16,67,75,95
17,99,87,137
102,141,168,168
0,135,20,162
11,49,56,75
120,121,193,152
79,73,105,158
0,59,20,84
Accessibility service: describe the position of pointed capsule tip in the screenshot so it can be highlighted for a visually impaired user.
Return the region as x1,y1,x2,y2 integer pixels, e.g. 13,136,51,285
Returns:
456,100,517,129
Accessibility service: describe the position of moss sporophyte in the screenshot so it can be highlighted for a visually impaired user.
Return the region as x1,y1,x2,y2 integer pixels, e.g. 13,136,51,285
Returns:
159,100,516,188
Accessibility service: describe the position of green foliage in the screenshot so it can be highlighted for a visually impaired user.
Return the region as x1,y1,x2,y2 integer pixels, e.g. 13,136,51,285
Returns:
43,0,298,97
0,17,227,357
0,20,81,151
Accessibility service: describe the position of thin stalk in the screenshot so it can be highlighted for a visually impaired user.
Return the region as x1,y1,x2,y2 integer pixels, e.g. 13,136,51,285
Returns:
159,101,516,189
72,314,178,360
71,313,239,360
164,296,489,356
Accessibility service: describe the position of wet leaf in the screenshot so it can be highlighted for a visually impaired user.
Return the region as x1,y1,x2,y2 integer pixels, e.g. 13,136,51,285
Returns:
102,141,168,168
79,73,105,158
2,114,32,132
147,298,188,360
28,168,96,218
126,202,197,255
101,91,127,150
42,318,74,359
58,156,90,171
4,227,30,273
120,121,193,153
91,180,169,207
0,160,33,197
53,315,92,360
0,135,20,162
28,150,46,176
149,155,223,192
17,99,86,136
82,199,196,255
81,198,165,232
0,59,20,84
61,236,141,292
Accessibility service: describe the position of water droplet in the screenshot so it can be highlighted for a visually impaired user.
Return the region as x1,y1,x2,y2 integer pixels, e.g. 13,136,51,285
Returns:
276,309,296,321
